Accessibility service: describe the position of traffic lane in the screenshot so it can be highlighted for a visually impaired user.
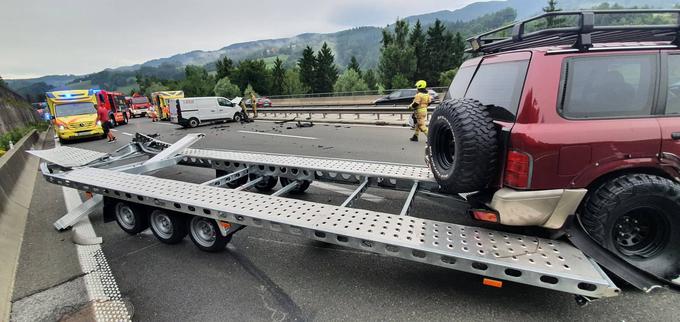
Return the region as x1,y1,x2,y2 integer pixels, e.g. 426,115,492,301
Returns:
74,117,429,166
62,118,680,320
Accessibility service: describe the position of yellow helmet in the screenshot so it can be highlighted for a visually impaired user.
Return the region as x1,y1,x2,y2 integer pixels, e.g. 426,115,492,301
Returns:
415,80,427,89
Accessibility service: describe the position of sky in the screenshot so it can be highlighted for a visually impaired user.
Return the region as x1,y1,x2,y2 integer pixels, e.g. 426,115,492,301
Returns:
0,0,485,79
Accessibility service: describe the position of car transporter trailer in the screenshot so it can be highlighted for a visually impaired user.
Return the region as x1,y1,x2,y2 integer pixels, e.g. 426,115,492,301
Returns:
28,132,676,306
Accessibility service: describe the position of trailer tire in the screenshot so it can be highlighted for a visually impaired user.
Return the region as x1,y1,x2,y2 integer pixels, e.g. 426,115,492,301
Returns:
114,201,148,235
189,217,231,252
580,174,680,283
279,177,311,194
426,99,498,193
251,175,278,192
149,209,187,244
188,118,199,128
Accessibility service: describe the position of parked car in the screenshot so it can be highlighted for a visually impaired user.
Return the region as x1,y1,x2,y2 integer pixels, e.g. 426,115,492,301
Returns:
169,97,244,128
373,89,439,105
245,96,272,108
426,11,680,286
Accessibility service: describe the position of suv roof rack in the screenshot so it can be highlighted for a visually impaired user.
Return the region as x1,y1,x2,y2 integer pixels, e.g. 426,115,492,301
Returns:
468,9,680,54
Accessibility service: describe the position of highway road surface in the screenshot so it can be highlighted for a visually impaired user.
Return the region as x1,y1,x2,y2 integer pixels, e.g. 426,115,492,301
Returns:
12,117,680,321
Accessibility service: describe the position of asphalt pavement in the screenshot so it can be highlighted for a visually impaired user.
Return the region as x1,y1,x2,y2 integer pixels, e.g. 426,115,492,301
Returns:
28,117,680,321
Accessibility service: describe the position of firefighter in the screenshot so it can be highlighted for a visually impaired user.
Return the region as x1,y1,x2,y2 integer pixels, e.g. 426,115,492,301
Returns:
250,93,258,118
409,80,430,142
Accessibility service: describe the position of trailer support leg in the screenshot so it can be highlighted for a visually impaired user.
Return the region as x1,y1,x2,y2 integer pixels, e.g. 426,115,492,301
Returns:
53,194,103,231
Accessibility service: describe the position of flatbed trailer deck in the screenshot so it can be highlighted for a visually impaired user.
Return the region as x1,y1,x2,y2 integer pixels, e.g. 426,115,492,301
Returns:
30,133,622,300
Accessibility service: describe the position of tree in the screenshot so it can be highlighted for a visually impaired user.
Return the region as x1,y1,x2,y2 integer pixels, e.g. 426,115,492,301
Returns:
391,74,411,89
543,0,564,28
232,59,271,94
409,20,427,80
439,68,458,87
271,57,286,95
348,56,361,77
181,65,216,97
379,19,417,88
315,42,338,93
298,46,317,92
362,69,378,91
452,32,466,68
422,19,457,86
381,28,394,48
215,56,234,80
334,69,369,93
0,75,6,88
144,82,169,97
243,84,257,98
214,77,241,98
283,68,308,95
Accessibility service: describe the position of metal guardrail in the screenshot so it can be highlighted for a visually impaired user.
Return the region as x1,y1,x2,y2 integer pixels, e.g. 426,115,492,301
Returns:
267,87,449,99
256,105,440,121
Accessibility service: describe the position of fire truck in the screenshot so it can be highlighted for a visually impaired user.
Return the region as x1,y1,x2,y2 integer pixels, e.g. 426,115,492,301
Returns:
95,90,129,126
128,93,152,118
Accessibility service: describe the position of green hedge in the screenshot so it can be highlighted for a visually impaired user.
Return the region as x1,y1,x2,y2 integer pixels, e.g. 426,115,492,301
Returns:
0,122,49,151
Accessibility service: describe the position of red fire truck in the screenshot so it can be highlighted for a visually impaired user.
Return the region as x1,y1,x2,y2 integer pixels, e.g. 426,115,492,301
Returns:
95,90,129,126
128,93,152,118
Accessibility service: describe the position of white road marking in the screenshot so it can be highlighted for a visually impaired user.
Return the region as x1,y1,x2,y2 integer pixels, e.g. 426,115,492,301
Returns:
238,130,318,140
311,181,384,203
110,129,118,132
122,132,133,136
57,139,131,321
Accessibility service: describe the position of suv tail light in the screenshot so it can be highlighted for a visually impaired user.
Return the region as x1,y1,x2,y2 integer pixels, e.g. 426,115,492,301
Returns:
504,150,532,189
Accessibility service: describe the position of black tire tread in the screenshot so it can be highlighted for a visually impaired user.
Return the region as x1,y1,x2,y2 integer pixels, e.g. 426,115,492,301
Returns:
581,174,680,245
427,99,498,193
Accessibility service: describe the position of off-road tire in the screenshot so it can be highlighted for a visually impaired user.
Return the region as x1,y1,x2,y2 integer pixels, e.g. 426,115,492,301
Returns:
279,177,312,194
580,174,680,282
426,99,498,193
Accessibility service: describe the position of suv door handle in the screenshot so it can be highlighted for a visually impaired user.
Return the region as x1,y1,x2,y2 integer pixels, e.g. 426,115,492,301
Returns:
672,132,680,140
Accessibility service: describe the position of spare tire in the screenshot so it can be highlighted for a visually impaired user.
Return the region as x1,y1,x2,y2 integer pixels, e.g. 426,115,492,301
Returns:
426,99,498,193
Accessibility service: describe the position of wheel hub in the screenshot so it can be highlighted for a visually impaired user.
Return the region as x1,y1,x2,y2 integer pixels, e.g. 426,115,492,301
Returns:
116,205,135,229
612,209,667,258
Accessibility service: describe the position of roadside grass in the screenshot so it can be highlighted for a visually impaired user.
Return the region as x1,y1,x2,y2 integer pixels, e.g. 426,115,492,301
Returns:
0,122,49,157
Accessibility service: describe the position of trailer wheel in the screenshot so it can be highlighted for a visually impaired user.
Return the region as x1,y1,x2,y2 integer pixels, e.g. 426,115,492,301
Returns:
580,174,680,283
251,174,278,192
149,209,187,244
114,201,148,235
189,217,231,252
188,118,199,128
279,177,311,194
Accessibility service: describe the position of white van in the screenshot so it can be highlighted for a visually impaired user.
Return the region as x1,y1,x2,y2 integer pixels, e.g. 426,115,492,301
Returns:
169,97,243,128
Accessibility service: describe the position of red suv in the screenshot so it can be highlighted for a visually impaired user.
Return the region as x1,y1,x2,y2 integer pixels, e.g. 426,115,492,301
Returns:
426,10,680,286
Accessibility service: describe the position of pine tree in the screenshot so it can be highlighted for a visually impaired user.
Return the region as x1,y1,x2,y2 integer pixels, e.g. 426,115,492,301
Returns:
543,0,564,27
215,56,234,80
394,19,410,47
298,46,317,92
348,56,362,77
363,69,378,91
271,57,286,95
409,20,426,80
381,28,394,48
452,32,466,68
314,42,338,93
379,19,416,89
422,19,456,86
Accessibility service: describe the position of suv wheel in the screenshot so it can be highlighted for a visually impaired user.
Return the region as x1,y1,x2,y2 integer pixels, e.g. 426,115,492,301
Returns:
426,99,498,193
581,174,680,283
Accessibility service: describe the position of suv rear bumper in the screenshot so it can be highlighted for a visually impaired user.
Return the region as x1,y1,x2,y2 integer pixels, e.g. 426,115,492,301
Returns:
488,188,587,229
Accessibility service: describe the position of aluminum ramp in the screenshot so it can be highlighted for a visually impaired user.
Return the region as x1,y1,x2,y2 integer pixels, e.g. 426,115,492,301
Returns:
43,166,619,298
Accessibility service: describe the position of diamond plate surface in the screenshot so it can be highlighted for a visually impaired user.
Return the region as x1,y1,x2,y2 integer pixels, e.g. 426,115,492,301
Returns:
183,149,436,182
48,167,618,297
28,146,107,168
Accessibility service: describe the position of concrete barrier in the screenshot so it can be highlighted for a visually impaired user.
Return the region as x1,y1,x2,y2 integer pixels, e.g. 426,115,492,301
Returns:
0,129,42,321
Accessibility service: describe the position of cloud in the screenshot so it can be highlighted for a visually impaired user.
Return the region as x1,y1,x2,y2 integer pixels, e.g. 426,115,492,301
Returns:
0,0,485,78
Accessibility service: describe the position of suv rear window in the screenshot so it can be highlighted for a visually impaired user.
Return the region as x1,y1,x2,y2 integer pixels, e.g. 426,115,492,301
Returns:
560,55,656,118
448,60,529,120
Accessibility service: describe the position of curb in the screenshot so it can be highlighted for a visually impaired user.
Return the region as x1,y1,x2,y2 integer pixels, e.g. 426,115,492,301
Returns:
0,129,46,322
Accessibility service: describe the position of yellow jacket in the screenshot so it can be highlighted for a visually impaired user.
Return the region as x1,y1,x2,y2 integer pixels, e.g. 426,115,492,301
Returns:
412,91,431,112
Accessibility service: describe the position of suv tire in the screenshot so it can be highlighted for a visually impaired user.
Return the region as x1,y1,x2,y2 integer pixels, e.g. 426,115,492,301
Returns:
581,174,680,282
426,99,498,193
